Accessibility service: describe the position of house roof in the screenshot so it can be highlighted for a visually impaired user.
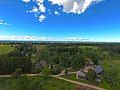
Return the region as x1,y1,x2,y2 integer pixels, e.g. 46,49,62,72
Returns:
76,70,86,77
35,60,47,68
38,60,47,66
94,65,104,74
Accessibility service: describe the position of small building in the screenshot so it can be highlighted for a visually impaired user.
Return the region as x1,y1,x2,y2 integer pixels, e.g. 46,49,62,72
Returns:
76,66,93,79
76,65,104,80
94,65,104,74
76,70,86,79
35,60,47,68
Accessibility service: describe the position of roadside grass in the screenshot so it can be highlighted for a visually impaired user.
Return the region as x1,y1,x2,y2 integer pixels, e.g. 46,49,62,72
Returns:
0,76,75,90
61,74,111,90
0,45,14,55
62,74,92,85
68,68,77,72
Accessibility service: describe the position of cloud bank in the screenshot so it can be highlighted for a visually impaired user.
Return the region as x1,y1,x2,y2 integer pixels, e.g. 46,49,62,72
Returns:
0,35,89,41
22,0,103,22
0,35,120,42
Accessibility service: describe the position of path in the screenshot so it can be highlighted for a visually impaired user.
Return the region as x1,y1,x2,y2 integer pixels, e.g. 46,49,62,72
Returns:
53,76,105,90
0,72,105,90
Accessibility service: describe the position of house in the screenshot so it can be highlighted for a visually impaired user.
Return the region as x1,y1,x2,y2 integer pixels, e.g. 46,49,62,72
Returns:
76,65,104,80
94,65,104,74
76,70,86,79
76,66,93,79
35,60,47,68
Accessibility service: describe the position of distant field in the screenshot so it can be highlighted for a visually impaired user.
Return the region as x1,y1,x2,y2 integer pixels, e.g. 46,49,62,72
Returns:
79,46,98,50
0,45,15,55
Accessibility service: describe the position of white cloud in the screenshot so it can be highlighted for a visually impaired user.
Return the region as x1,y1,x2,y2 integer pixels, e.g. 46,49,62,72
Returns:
0,35,53,41
22,0,31,3
49,0,103,14
29,6,39,13
38,3,46,13
54,11,60,15
0,19,11,26
39,15,46,22
0,35,119,42
0,20,3,22
36,0,44,3
65,37,89,41
23,0,103,22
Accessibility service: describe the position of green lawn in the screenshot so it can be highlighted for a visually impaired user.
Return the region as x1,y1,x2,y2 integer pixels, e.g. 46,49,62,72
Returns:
62,74,93,85
79,45,98,50
100,60,120,90
0,76,75,90
0,45,14,55
62,74,111,90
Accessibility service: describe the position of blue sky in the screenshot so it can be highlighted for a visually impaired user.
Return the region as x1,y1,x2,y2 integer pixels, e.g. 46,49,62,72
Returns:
0,0,120,42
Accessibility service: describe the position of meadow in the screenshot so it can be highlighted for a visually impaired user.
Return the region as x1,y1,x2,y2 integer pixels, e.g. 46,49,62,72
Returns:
0,45,15,55
0,76,75,90
79,45,98,50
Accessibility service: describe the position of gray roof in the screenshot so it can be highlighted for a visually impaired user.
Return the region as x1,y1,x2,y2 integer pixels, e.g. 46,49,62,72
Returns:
39,60,47,67
76,70,86,77
94,65,104,74
35,60,47,68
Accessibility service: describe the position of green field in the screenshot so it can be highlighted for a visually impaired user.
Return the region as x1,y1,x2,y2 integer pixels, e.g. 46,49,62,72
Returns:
0,76,75,90
0,45,15,55
62,74,111,90
100,60,120,90
79,45,98,50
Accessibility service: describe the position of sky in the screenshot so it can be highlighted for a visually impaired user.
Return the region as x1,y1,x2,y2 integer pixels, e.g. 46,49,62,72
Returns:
0,0,120,42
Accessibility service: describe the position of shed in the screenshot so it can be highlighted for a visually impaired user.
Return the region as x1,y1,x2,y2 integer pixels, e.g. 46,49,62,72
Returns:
76,70,86,79
35,60,47,68
94,65,104,74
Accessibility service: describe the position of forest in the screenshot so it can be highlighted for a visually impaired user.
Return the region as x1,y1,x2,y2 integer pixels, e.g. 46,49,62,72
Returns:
0,42,120,90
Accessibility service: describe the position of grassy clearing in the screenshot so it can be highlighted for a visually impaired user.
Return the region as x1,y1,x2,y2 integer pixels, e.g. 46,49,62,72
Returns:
0,76,75,90
79,46,98,50
0,45,15,55
62,74,111,90
62,74,91,85
100,60,120,90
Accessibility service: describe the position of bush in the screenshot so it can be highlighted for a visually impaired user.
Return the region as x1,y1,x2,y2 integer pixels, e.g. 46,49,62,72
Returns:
65,68,68,75
31,67,42,74
52,66,61,75
11,68,22,78
29,78,44,90
86,68,96,81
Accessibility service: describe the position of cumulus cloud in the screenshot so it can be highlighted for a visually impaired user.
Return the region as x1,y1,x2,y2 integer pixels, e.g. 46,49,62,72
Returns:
38,3,46,13
22,0,31,3
49,0,102,14
54,11,60,15
22,0,103,22
29,6,39,13
39,15,46,22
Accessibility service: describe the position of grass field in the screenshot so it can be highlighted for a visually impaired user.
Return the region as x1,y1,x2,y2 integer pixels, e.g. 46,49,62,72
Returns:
62,59,120,90
79,45,98,50
62,74,111,90
0,45,15,55
0,76,75,90
100,59,120,90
